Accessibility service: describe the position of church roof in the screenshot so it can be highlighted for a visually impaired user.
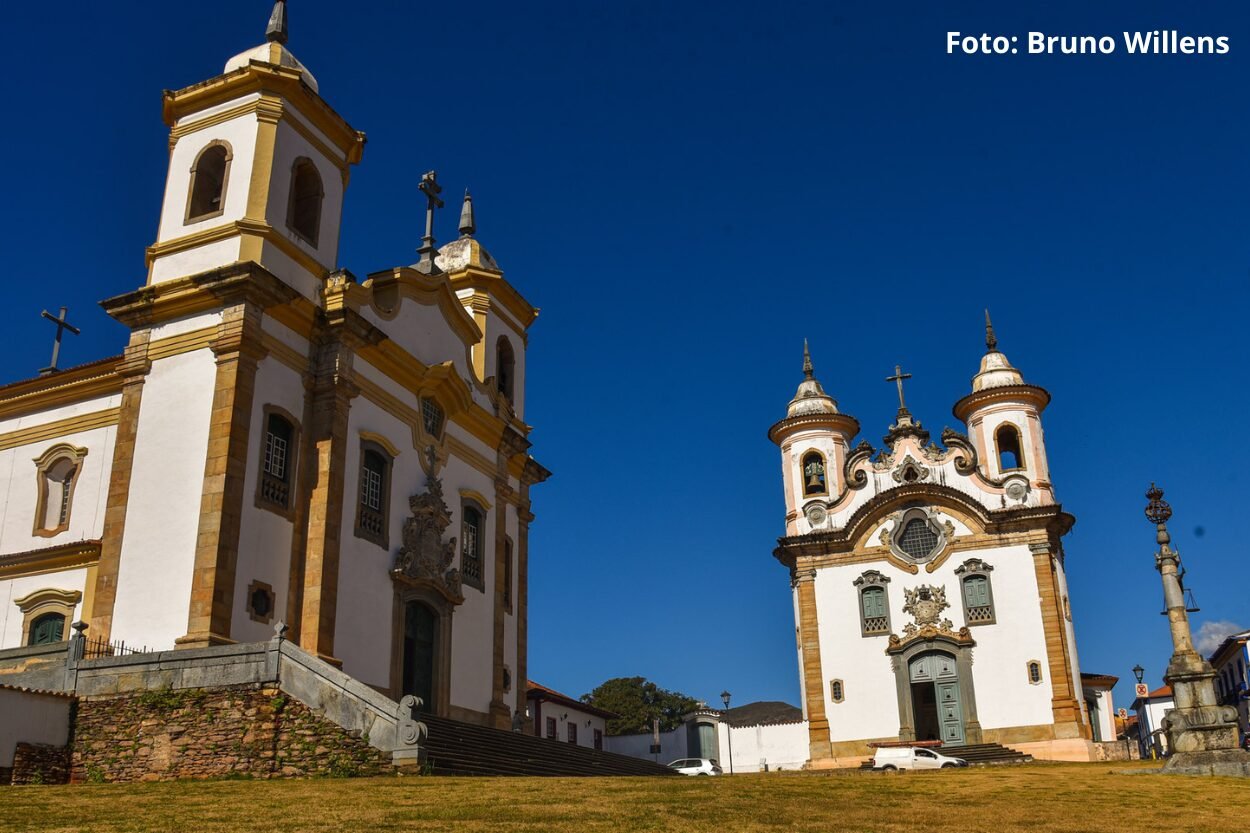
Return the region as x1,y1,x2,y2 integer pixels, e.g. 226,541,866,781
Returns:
526,680,620,720
971,311,1025,392
223,1,319,92
718,700,802,727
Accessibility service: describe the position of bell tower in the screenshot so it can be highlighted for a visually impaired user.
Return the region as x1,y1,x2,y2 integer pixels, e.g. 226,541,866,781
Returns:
953,312,1054,505
146,0,365,301
768,342,860,535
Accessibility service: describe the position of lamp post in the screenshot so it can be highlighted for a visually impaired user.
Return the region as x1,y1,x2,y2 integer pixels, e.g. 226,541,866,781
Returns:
720,690,734,774
1132,664,1152,759
1142,484,1249,775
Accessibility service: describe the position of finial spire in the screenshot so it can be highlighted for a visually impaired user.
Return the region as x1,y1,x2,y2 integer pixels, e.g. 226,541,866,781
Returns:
802,339,813,379
459,189,476,238
984,308,998,353
266,0,289,45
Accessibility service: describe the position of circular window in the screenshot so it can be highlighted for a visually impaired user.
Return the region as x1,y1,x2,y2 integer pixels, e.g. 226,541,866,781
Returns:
889,508,946,564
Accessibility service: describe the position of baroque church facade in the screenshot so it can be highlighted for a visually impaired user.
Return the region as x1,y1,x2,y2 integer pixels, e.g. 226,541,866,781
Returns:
770,321,1093,764
0,2,546,729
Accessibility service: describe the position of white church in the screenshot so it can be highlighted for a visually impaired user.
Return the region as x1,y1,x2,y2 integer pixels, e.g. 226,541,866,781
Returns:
0,1,545,730
769,323,1098,765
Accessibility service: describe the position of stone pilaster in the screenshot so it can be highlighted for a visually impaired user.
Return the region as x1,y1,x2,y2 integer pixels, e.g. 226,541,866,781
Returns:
515,498,533,732
178,305,267,649
88,332,152,643
794,568,832,763
1030,543,1084,736
298,340,358,665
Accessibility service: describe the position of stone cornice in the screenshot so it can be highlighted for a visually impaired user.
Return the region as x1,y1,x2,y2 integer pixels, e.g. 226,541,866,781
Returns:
768,412,860,446
952,383,1051,423
0,357,122,422
0,539,101,579
101,262,301,329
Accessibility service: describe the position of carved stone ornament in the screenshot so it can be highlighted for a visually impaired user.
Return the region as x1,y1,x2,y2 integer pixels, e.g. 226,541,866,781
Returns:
901,584,955,638
891,455,931,484
391,469,464,603
804,503,828,528
397,695,430,747
1003,473,1030,503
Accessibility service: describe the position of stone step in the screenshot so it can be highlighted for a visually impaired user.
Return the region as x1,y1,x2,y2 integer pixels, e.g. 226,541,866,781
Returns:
419,714,676,777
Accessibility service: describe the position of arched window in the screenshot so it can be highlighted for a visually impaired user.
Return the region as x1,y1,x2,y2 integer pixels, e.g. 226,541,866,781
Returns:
259,411,296,511
830,679,845,703
854,571,891,636
956,559,996,626
802,451,827,496
461,503,484,589
496,337,516,404
33,444,87,537
287,158,324,246
29,612,65,646
356,443,392,547
995,424,1024,472
1027,660,1043,685
186,142,232,222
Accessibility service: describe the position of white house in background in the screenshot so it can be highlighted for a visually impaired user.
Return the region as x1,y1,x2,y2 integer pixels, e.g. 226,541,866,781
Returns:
1130,685,1174,758
606,709,724,764
0,685,74,782
1080,672,1119,744
526,681,615,750
770,322,1093,767
0,2,548,732
1209,629,1249,743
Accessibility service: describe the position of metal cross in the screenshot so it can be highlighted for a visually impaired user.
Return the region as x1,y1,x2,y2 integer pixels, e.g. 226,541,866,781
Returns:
40,306,80,376
886,364,912,411
415,170,445,273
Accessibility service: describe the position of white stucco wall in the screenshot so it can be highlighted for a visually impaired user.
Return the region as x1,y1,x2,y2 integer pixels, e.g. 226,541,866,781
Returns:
0,689,72,767
110,347,218,649
812,542,1053,744
605,727,688,762
716,721,809,772
526,698,607,749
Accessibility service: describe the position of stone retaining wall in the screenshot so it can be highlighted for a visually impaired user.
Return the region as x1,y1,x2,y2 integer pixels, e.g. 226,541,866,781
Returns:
71,683,390,782
12,743,72,785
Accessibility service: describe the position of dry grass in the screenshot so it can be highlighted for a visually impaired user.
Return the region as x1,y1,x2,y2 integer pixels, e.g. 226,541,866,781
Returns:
3,761,1244,833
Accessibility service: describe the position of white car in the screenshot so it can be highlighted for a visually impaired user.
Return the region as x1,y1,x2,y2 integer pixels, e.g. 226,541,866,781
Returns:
871,746,968,771
667,757,723,776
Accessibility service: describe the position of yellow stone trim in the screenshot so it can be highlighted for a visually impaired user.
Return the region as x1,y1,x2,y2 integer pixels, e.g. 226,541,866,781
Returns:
259,331,308,374
448,267,539,331
147,218,328,284
0,359,122,423
0,540,101,580
245,101,280,223
0,408,120,452
446,435,498,480
163,62,365,164
458,488,493,511
362,267,484,350
359,430,401,458
147,327,218,361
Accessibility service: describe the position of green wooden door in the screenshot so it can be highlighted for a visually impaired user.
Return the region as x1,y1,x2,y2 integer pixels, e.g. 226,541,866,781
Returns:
937,681,964,745
402,603,437,712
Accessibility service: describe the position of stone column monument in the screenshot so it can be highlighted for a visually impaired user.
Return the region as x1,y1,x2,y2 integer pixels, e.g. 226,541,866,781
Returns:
1144,484,1250,776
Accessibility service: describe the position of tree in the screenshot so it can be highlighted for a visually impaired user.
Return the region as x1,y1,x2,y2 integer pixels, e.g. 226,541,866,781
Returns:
581,676,702,736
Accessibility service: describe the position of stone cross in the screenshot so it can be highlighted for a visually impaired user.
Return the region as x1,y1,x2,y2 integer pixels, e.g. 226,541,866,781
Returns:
415,171,445,273
886,364,912,412
40,306,80,376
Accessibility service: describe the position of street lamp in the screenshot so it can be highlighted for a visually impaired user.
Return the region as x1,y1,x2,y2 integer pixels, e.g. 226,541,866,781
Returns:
1132,664,1153,759
720,690,733,774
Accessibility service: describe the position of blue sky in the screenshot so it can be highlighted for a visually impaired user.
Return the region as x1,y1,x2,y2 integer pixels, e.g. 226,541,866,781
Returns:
2,1,1246,714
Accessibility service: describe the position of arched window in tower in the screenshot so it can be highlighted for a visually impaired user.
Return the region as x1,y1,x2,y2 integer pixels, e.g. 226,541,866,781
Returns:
287,158,324,246
802,451,827,496
186,142,231,222
496,337,515,404
995,424,1024,472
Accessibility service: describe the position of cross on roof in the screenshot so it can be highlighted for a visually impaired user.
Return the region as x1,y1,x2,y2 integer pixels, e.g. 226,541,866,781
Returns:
886,364,912,413
415,170,445,274
39,306,80,376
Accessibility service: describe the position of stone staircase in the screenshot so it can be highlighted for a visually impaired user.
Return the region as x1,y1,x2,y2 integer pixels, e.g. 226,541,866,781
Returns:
860,742,1032,769
419,714,676,777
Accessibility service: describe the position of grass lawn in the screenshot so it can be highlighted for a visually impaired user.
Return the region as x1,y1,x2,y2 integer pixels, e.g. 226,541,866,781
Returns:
3,761,1244,833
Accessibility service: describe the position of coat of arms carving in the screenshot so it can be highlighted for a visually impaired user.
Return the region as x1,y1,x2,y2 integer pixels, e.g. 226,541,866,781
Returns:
391,464,463,603
901,584,953,638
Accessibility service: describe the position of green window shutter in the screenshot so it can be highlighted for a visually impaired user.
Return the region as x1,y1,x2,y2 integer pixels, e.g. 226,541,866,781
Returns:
965,576,988,607
862,587,885,619
30,614,65,646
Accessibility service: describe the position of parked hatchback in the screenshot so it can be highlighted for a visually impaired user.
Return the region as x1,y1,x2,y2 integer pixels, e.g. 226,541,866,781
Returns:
872,746,968,771
667,757,723,776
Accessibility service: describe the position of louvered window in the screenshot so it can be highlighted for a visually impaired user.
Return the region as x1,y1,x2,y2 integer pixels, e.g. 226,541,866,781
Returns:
860,586,889,635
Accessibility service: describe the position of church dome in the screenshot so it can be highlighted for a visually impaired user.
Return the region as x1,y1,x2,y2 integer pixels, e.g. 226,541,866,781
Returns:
787,342,840,418
971,311,1024,392
223,2,318,93
224,43,319,92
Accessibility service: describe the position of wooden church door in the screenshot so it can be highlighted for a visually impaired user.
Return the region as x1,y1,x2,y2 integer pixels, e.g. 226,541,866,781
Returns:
402,602,437,713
